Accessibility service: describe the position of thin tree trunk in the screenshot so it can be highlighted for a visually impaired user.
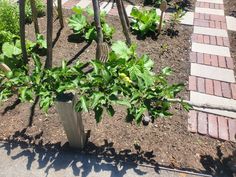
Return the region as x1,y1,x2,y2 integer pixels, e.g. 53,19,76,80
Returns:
92,0,103,59
121,0,129,28
57,0,64,28
46,0,53,68
19,0,28,65
116,0,131,46
30,0,39,35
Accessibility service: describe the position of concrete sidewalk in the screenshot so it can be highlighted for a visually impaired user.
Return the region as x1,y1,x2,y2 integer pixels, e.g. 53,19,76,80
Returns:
0,141,211,177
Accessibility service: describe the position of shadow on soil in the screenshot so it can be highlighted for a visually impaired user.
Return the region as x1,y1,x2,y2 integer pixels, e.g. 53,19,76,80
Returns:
0,128,235,177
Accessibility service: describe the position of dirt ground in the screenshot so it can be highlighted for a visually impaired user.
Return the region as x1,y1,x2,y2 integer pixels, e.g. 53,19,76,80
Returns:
0,7,235,177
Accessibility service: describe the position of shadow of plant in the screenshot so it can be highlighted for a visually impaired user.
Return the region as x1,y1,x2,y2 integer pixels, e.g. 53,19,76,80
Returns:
0,129,161,177
200,145,235,177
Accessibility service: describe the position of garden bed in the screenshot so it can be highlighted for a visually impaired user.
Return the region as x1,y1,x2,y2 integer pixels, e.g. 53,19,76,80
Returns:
0,8,235,176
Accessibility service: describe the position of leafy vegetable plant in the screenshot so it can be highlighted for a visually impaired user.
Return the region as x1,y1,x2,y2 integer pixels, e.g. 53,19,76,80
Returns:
68,6,115,42
25,0,46,23
0,41,188,124
130,7,162,36
0,0,19,35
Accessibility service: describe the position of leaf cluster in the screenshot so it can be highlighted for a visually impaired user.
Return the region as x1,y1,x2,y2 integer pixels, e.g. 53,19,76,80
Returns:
130,7,162,36
25,0,46,23
0,41,186,124
68,6,115,42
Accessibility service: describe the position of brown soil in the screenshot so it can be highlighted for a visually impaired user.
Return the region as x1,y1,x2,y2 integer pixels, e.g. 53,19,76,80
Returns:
224,0,236,17
106,0,196,11
0,9,235,176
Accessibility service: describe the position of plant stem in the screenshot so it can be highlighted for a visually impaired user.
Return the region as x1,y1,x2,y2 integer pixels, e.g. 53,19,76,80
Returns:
168,98,236,113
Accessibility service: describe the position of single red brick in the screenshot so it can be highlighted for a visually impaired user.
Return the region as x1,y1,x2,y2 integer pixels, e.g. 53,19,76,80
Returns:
226,57,234,69
209,3,214,9
205,14,210,20
192,34,198,41
208,114,218,138
210,21,215,28
195,13,200,19
210,36,217,45
198,112,208,135
205,79,214,94
197,53,204,63
218,117,229,140
203,35,210,44
198,34,204,43
221,22,227,29
195,19,209,27
210,55,218,66
199,13,205,20
215,4,220,9
228,119,236,142
188,110,198,132
218,56,226,68
197,77,205,93
223,37,230,47
190,52,197,62
213,80,222,96
204,54,211,65
200,2,205,8
231,84,236,99
216,36,223,46
215,21,221,29
204,2,210,8
189,76,197,91
219,4,224,9
221,82,231,98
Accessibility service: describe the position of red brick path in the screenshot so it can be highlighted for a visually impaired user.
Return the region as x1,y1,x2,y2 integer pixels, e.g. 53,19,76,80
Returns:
188,0,236,142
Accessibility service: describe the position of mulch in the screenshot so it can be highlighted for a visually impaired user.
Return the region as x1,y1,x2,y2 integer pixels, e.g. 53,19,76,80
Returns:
0,6,235,176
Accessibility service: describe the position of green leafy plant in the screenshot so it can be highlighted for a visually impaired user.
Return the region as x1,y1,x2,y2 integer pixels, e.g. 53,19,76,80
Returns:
0,40,23,69
25,0,46,23
167,8,185,36
0,34,46,70
0,41,187,124
130,7,161,36
68,6,115,42
0,0,19,35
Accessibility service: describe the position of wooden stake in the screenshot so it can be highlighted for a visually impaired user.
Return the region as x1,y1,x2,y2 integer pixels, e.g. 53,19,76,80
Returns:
116,0,131,46
57,0,64,28
46,0,53,68
30,0,39,35
92,0,104,59
19,0,28,65
55,93,86,149
158,0,167,34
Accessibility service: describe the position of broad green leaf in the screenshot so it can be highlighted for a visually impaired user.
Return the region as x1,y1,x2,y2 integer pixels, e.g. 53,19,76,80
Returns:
106,105,115,117
2,42,21,58
80,96,89,112
111,41,132,60
91,92,105,108
162,67,172,75
116,99,131,108
94,106,103,123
